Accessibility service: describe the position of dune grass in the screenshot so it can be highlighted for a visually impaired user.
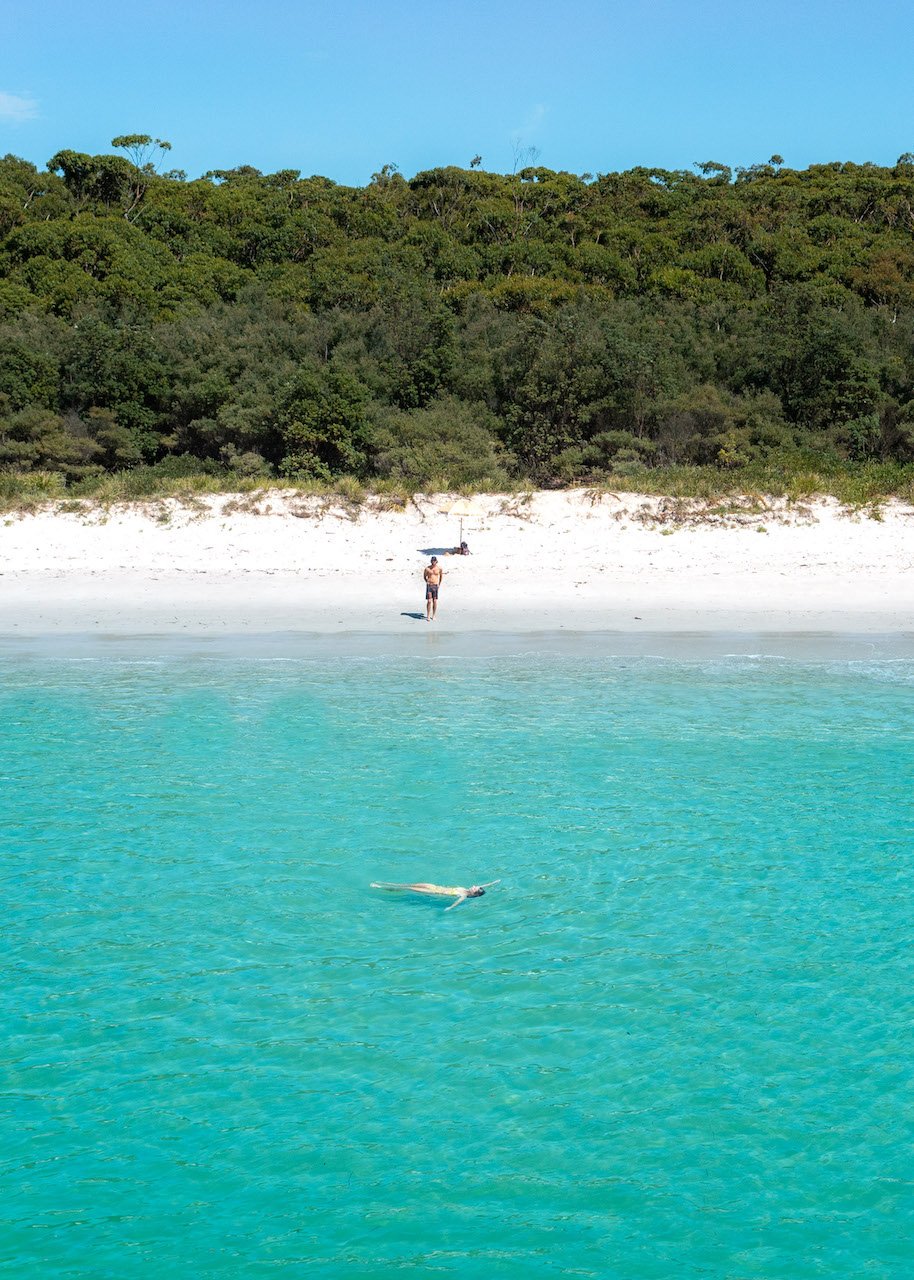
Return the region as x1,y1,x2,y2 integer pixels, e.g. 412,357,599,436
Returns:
592,460,914,505
2,459,914,515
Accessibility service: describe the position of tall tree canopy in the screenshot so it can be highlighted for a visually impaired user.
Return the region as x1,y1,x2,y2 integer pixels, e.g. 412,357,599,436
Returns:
5,141,914,486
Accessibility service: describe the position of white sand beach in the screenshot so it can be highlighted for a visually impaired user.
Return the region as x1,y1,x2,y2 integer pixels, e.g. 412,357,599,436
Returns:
1,489,913,634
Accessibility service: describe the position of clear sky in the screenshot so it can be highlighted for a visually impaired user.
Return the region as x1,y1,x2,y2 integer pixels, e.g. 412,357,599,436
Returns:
2,0,913,185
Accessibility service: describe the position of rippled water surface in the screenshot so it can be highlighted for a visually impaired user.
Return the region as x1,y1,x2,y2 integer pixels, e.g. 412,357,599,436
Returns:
3,638,914,1277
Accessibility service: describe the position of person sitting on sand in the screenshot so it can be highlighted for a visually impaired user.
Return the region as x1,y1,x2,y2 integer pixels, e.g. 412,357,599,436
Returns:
423,556,444,621
370,880,499,910
446,541,470,556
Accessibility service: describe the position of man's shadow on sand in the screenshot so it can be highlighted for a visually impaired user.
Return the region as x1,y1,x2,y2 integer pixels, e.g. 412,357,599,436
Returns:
401,612,426,621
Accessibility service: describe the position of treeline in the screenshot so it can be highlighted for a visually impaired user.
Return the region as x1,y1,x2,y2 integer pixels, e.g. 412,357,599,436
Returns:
4,138,914,490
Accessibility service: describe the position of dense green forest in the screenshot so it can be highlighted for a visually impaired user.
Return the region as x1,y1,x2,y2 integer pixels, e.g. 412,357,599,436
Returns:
4,136,914,495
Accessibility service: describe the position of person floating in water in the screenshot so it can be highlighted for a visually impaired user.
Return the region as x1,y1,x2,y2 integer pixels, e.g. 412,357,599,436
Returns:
370,880,499,911
423,556,444,621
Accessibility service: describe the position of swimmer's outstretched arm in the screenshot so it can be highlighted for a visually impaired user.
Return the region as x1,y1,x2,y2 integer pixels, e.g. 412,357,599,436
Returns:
444,893,468,911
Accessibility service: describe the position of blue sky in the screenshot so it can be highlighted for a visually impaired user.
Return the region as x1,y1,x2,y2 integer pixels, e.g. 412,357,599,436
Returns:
2,0,913,184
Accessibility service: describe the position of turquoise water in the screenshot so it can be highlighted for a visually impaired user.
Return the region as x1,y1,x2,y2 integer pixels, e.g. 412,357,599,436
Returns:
3,636,914,1278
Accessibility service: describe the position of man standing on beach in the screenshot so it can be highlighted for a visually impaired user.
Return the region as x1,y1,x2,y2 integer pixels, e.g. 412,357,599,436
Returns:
424,556,444,621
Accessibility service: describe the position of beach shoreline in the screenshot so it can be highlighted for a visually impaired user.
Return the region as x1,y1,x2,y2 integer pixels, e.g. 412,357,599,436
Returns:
3,630,913,667
1,489,912,636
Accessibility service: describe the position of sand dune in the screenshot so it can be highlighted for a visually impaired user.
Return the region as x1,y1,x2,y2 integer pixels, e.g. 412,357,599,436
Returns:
1,489,912,633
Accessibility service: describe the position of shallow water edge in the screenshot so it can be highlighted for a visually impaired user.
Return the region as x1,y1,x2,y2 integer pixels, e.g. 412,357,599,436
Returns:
2,628,914,664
